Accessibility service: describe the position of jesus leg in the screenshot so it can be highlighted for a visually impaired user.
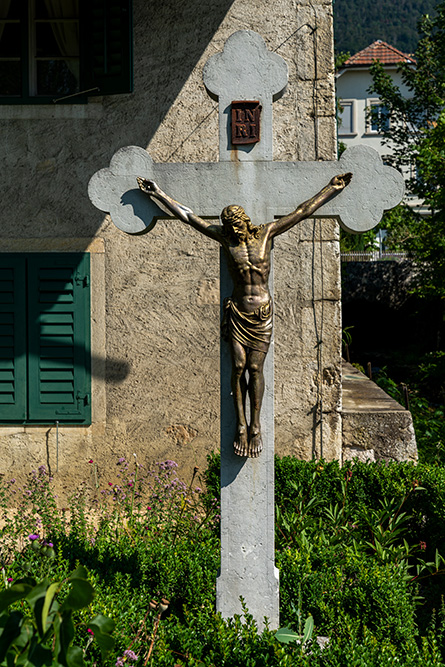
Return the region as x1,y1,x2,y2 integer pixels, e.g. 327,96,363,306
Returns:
230,339,249,456
246,350,266,457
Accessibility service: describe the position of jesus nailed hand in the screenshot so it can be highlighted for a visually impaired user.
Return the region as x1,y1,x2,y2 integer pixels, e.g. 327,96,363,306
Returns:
137,172,352,458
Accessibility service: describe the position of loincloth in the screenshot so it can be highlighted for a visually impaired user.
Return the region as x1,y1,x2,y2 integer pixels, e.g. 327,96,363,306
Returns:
221,298,273,353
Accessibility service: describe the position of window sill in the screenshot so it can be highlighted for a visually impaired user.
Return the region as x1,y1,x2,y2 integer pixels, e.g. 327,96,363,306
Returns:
338,132,358,137
0,98,104,120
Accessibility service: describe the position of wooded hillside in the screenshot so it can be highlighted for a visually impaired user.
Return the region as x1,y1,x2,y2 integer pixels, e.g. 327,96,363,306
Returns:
334,0,439,54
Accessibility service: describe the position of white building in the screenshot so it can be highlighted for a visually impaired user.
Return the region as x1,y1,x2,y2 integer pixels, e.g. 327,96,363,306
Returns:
337,40,425,219
336,40,415,157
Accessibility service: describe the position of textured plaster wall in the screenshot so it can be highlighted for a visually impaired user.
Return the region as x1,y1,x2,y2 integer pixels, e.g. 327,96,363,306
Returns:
0,0,339,492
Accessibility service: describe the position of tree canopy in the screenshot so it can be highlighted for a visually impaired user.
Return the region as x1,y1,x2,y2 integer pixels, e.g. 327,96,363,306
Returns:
369,1,445,299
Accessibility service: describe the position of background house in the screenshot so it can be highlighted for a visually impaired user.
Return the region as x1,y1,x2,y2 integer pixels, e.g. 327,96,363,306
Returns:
336,40,416,156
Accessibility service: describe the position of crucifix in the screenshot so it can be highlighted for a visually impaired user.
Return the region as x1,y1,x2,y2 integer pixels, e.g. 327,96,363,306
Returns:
135,172,351,458
89,30,404,629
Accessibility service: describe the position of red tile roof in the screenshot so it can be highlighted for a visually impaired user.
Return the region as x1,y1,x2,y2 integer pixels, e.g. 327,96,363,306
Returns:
341,40,416,67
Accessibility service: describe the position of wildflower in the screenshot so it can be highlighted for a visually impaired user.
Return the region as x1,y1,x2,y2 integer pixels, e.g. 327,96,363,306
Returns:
87,628,94,635
128,482,133,487
345,469,353,480
194,487,202,493
420,541,427,550
114,649,139,667
108,482,113,486
7,577,13,583
38,465,47,475
28,534,39,541
117,457,126,464
9,478,15,484
147,506,151,510
124,650,138,661
88,459,93,463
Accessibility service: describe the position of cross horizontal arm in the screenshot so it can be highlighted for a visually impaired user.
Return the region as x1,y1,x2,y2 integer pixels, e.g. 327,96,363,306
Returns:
88,144,404,235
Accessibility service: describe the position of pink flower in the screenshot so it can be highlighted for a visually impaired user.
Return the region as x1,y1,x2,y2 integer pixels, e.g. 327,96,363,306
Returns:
87,628,94,635
420,541,427,550
108,482,113,486
88,459,93,464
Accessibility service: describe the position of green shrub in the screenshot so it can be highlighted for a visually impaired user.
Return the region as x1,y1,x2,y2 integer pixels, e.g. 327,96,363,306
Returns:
4,455,445,664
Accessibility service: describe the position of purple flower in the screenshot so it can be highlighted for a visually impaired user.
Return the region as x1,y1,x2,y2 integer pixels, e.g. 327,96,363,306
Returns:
123,650,138,661
28,534,39,541
7,577,13,583
194,487,202,493
9,478,16,484
117,457,126,464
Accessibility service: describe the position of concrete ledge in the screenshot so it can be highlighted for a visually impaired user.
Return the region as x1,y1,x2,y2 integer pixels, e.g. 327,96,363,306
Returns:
342,361,417,462
0,238,105,253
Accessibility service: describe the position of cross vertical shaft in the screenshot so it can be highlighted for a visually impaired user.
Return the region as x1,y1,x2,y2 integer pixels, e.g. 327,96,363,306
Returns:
204,30,287,628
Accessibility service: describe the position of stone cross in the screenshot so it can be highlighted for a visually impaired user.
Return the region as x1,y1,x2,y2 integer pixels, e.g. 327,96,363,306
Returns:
88,30,404,630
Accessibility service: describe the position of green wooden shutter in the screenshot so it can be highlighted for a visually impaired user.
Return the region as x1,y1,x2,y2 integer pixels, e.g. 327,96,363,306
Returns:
0,256,27,421
81,0,133,95
27,254,91,424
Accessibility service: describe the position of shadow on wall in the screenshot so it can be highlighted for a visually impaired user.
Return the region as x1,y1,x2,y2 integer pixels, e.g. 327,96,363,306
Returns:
84,0,237,237
2,0,236,240
0,0,235,415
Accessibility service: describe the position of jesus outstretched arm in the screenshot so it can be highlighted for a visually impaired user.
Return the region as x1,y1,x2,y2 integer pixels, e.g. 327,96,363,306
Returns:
137,178,222,242
266,173,352,238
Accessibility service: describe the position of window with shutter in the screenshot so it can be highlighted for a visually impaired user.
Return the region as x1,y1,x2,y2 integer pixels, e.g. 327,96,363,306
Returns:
0,0,132,104
0,253,91,425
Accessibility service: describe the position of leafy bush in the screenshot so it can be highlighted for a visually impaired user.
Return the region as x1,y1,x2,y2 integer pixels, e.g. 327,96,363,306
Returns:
0,566,114,667
3,455,445,664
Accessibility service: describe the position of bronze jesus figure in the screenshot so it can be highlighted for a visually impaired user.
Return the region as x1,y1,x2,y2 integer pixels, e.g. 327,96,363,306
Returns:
137,173,352,458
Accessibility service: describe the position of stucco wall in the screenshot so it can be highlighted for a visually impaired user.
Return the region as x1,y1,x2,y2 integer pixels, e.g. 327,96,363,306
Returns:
0,0,339,492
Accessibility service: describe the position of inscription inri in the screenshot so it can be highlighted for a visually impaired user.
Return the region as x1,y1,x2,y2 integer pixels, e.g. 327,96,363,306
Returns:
231,100,261,144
